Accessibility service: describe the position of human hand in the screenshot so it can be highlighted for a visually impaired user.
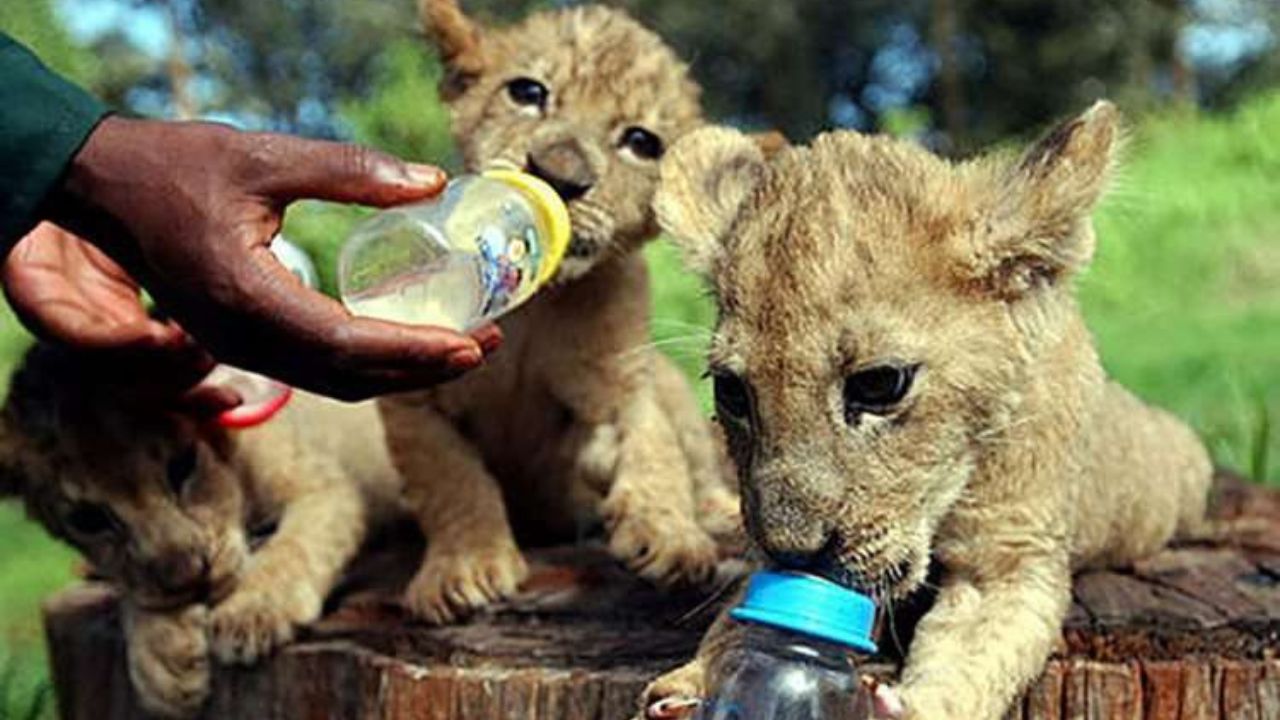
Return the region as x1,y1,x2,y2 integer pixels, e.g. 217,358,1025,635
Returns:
2,222,238,414
45,117,500,400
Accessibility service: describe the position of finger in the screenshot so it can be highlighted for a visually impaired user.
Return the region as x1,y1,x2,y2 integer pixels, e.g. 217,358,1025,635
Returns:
242,134,447,208
112,338,220,397
173,385,243,419
469,323,504,356
6,295,181,351
646,697,701,720
189,252,483,399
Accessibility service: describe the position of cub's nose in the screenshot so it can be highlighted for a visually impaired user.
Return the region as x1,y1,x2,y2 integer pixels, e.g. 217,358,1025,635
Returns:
758,528,837,572
526,138,596,201
148,551,212,597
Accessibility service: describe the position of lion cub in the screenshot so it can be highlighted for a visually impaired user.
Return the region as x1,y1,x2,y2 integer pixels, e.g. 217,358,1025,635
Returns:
642,103,1212,719
380,0,736,624
0,344,402,717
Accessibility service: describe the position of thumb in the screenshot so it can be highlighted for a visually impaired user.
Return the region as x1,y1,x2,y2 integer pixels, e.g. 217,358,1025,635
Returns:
244,133,447,207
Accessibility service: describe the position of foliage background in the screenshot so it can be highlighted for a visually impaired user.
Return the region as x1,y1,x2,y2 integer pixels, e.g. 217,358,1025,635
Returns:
1,0,1277,716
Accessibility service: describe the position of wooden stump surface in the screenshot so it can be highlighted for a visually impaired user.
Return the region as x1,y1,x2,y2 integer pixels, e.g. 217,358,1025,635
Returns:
44,471,1279,720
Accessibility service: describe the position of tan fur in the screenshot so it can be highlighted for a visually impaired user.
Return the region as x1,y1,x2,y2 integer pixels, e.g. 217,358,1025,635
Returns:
642,103,1212,719
0,345,402,718
383,0,737,624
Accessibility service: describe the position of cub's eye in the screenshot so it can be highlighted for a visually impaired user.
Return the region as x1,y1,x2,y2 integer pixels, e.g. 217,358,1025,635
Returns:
506,77,548,109
166,445,198,496
843,364,918,421
65,503,116,537
714,373,752,422
620,126,664,160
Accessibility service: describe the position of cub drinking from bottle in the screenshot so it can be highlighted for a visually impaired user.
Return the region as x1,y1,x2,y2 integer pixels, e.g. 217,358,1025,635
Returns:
643,102,1212,719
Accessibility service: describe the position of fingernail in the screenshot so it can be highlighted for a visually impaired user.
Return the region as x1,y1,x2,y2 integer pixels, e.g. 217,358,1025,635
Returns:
447,347,481,370
648,698,701,719
474,325,503,354
407,163,446,188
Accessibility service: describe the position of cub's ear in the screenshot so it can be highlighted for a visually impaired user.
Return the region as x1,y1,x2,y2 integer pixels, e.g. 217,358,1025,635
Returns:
959,100,1121,299
656,126,768,276
419,0,487,99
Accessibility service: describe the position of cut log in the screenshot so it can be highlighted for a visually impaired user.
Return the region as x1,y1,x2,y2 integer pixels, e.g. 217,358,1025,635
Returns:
45,471,1279,719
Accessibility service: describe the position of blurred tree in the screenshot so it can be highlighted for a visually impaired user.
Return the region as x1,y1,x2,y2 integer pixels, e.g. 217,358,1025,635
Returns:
34,0,1280,152
619,0,886,139
621,0,1188,151
0,0,99,85
949,0,1185,148
1187,0,1280,110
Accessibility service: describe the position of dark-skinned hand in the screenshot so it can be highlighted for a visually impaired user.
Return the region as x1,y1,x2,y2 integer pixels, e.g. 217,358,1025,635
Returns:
2,222,239,415
40,116,500,401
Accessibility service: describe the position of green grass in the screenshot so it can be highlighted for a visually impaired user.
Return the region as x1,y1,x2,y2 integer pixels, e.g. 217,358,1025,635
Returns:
0,95,1276,714
0,309,70,720
0,478,73,720
1081,94,1280,483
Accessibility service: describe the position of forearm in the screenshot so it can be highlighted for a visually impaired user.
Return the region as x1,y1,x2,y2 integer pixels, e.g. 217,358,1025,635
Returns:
0,33,108,248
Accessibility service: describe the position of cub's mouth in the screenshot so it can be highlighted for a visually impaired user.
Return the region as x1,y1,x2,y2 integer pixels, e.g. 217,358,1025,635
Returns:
761,531,926,601
828,547,929,602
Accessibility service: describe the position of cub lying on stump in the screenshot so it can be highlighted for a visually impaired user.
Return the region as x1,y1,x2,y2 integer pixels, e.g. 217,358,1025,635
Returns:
0,344,402,718
643,102,1213,719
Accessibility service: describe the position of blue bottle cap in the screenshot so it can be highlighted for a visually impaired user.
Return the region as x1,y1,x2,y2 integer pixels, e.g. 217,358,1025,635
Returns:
730,571,878,653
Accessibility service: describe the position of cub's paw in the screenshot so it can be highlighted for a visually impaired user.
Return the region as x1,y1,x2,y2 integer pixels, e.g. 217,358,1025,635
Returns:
603,496,718,587
696,486,743,545
127,606,211,719
403,541,529,625
209,580,321,664
639,660,706,720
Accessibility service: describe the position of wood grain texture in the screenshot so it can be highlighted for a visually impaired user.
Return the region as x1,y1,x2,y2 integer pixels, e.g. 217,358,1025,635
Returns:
45,471,1279,719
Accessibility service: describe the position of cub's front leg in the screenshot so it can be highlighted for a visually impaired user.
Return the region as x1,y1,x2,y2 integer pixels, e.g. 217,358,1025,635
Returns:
208,433,368,663
380,396,528,624
898,545,1071,720
123,602,210,719
601,380,719,586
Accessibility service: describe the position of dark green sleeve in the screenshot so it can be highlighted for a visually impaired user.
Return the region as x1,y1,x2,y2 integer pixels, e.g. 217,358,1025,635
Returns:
0,33,109,248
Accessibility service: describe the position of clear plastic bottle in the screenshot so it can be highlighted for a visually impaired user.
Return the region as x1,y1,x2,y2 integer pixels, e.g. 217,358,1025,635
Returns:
338,169,571,331
697,571,879,720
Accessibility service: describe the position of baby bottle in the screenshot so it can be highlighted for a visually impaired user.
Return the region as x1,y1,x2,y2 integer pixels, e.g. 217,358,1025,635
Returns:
697,571,879,720
338,169,571,331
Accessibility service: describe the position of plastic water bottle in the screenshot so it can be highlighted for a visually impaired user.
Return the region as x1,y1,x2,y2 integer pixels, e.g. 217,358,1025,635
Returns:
338,169,571,331
697,571,878,720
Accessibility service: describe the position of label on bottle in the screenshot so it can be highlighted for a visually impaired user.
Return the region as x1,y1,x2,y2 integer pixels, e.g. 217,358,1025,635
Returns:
470,202,546,321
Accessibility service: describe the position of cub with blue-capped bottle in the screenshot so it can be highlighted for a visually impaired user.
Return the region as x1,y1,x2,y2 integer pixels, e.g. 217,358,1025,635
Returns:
641,103,1213,719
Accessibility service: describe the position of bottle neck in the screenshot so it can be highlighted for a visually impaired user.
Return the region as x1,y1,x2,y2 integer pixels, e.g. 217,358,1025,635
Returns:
739,623,862,671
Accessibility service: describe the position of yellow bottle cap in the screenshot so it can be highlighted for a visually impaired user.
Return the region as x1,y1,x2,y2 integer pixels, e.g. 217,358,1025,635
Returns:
483,169,572,288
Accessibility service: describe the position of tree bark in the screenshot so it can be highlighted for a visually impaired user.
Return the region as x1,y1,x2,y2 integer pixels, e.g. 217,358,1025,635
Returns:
45,470,1279,719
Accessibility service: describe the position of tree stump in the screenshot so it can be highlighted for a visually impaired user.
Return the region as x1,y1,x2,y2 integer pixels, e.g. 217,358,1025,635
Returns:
45,471,1279,720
